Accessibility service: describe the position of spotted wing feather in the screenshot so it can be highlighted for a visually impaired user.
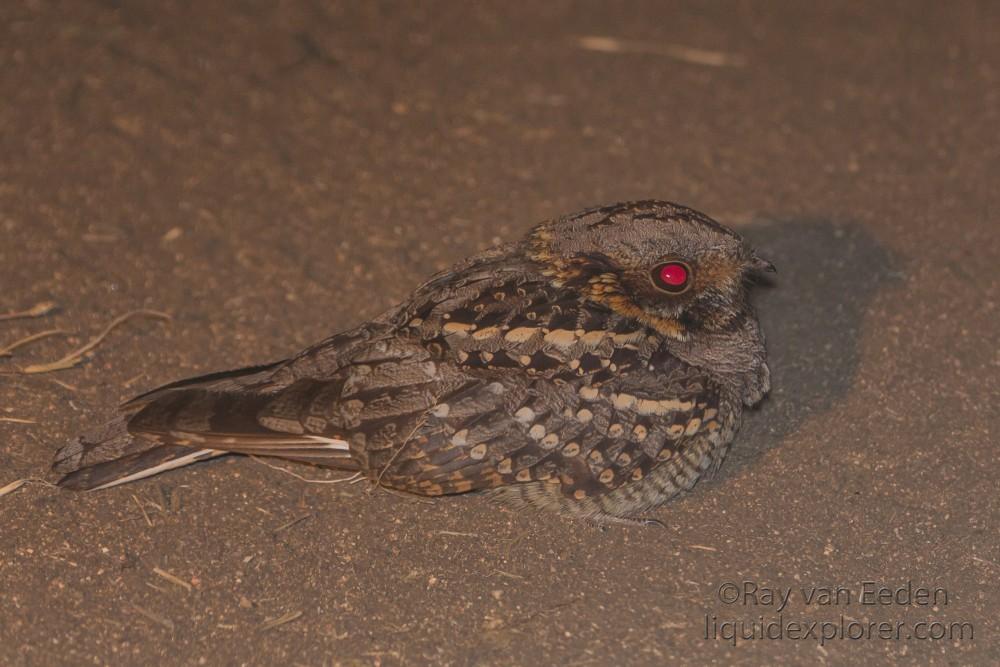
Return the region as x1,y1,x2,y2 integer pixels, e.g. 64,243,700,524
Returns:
375,337,729,518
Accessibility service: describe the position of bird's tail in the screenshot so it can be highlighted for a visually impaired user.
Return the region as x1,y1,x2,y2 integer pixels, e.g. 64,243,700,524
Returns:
54,364,357,491
51,413,219,490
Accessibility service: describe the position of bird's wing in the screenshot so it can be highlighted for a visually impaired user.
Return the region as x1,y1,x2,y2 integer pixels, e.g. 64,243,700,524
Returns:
378,331,729,513
119,360,287,410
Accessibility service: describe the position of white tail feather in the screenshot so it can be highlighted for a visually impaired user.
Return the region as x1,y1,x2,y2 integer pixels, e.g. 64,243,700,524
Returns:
88,449,224,491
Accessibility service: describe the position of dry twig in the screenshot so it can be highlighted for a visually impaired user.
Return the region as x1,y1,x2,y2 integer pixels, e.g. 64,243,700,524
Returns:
259,610,303,631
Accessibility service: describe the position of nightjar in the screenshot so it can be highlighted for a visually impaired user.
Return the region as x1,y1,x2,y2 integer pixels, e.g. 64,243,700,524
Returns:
54,201,774,523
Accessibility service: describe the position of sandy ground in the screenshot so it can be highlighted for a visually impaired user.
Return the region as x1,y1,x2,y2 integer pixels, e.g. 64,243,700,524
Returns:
1,1,998,665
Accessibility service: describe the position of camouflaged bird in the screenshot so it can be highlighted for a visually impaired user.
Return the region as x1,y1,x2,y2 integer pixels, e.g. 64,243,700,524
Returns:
54,201,774,523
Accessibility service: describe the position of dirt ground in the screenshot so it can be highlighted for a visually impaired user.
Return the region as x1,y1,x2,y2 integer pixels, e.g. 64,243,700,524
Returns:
1,1,998,665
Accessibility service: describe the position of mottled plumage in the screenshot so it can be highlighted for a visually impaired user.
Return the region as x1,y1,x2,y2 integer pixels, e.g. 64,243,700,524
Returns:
54,201,773,522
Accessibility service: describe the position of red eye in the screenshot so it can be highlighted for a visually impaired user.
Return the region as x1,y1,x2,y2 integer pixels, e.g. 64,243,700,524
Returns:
650,261,691,293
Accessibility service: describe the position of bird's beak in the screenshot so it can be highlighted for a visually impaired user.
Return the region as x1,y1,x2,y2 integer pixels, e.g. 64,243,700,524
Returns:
749,255,777,273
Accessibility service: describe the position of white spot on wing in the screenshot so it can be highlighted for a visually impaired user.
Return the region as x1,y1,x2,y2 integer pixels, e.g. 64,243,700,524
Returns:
514,407,535,423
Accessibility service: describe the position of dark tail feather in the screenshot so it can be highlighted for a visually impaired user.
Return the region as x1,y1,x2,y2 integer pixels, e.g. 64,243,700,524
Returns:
121,360,285,410
57,445,224,491
52,359,286,477
124,382,358,465
52,415,225,490
55,378,357,491
54,416,145,475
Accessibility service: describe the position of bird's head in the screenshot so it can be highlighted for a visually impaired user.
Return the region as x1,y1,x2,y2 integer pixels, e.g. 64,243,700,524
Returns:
529,200,774,341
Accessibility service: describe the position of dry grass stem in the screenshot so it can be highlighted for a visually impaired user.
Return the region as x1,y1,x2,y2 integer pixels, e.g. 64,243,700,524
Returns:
152,567,193,592
132,493,153,527
259,610,303,631
0,479,27,498
0,477,56,498
249,456,361,484
491,569,525,580
0,329,69,358
0,301,58,321
20,309,170,374
274,513,312,533
0,417,37,424
48,378,79,392
130,604,175,631
376,416,427,486
576,35,746,67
